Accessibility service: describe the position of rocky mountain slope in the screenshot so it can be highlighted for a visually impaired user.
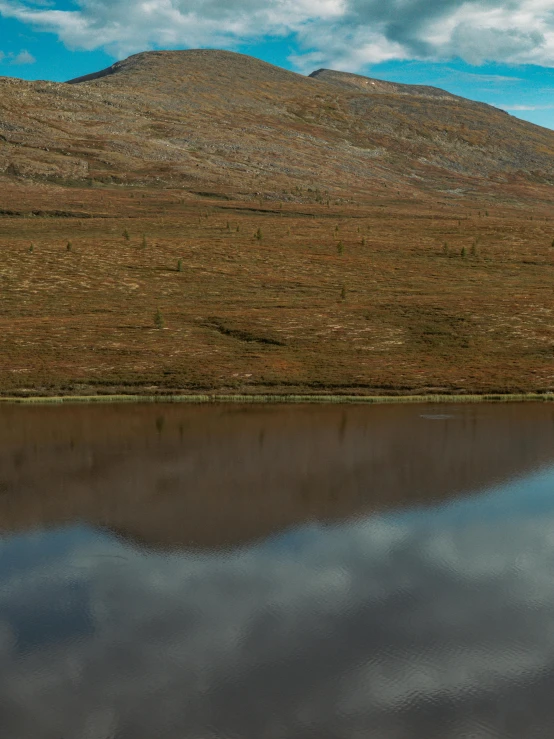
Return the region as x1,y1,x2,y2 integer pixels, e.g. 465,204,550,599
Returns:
1,50,554,399
1,49,554,201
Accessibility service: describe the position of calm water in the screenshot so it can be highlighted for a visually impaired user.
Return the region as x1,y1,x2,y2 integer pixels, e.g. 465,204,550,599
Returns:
1,402,554,738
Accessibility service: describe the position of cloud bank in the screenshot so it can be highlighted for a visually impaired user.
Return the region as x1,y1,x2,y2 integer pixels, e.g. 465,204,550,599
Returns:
1,0,554,71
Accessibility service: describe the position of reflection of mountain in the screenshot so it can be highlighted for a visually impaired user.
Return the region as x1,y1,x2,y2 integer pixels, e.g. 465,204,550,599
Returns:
0,402,553,550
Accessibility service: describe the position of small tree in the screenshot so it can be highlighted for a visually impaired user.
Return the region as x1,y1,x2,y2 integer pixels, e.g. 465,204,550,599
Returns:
471,243,477,258
340,285,346,300
141,234,147,248
66,241,72,252
443,242,448,255
337,241,344,255
255,228,263,241
154,308,164,329
177,259,183,272
461,246,466,258
123,229,130,241
29,243,34,253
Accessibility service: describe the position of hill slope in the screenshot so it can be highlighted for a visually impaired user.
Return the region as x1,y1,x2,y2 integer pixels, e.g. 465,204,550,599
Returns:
1,49,554,201
1,50,554,398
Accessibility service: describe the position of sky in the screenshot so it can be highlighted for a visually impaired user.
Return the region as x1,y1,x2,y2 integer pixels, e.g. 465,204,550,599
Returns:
0,0,554,130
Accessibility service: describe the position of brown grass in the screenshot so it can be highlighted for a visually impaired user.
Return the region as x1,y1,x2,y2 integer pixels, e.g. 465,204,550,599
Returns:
1,181,553,397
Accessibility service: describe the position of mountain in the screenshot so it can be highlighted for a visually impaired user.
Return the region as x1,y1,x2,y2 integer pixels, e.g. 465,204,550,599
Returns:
1,49,554,200
1,50,554,399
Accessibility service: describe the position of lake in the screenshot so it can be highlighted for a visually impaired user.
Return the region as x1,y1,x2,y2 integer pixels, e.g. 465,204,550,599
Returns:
1,401,554,738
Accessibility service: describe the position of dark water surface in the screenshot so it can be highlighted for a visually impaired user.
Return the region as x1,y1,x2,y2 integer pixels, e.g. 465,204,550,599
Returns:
1,402,554,738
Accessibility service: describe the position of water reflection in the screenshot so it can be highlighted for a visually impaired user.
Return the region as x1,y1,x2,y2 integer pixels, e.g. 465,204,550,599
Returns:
1,402,554,548
1,402,554,738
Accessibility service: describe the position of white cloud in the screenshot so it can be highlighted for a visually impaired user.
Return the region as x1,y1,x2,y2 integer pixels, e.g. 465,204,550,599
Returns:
0,48,36,65
500,103,554,110
11,49,36,64
2,0,554,71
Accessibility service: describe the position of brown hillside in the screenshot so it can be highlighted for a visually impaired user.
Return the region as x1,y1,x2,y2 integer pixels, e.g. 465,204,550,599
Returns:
0,50,554,397
1,49,554,197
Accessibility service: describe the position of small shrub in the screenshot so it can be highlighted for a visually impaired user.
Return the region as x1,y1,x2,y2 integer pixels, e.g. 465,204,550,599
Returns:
337,241,344,255
29,243,34,253
177,259,183,272
471,243,477,257
236,225,240,232
255,228,263,241
340,285,346,300
443,242,448,255
123,229,130,240
66,241,72,252
361,237,366,246
141,234,147,248
154,308,164,329
461,246,466,258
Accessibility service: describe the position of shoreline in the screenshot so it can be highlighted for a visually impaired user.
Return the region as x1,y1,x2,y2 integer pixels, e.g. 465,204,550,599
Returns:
1,393,553,406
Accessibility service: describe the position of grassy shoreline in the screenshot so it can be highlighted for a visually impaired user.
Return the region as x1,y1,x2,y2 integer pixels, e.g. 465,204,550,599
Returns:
1,393,553,406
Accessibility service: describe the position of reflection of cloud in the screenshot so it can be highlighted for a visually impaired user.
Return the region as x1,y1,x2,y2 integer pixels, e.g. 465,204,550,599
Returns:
1,468,554,738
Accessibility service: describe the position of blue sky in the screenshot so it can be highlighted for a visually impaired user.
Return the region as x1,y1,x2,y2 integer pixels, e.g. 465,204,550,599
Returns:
1,0,554,130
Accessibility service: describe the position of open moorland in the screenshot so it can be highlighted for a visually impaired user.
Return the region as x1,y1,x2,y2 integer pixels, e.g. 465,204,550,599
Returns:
1,50,553,397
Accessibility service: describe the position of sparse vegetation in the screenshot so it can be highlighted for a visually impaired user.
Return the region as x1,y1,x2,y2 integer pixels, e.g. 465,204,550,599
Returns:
0,187,553,397
1,48,554,398
154,308,164,330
